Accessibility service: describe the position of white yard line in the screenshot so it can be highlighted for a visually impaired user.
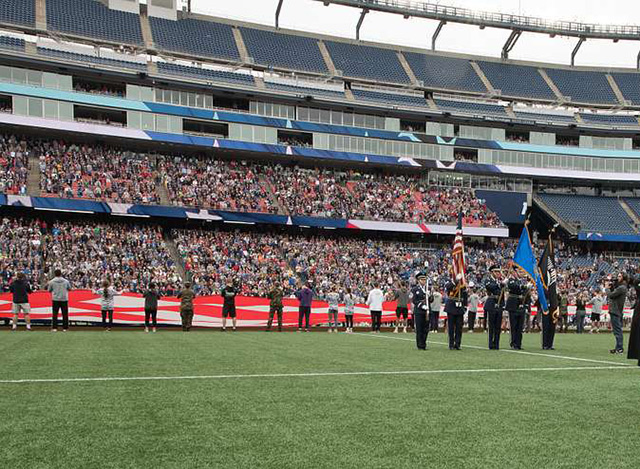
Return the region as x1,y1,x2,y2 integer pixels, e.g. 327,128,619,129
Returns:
0,365,634,385
353,332,634,367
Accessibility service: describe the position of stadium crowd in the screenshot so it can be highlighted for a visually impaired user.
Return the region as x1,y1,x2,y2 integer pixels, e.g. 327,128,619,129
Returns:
43,221,181,294
39,140,160,204
0,217,46,291
0,134,30,195
160,155,278,213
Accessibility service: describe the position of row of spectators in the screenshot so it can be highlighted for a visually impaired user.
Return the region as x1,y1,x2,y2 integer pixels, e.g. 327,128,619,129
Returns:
4,135,504,226
1,217,638,306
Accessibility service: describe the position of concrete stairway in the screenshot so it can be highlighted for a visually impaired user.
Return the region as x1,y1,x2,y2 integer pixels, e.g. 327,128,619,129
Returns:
35,0,47,31
27,154,41,196
259,175,288,214
162,229,187,282
618,198,640,234
140,11,154,49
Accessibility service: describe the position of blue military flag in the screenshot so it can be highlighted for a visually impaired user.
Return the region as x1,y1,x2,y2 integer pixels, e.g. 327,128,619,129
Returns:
513,224,549,312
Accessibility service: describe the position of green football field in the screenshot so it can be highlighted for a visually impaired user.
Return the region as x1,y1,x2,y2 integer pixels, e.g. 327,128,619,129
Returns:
0,328,638,469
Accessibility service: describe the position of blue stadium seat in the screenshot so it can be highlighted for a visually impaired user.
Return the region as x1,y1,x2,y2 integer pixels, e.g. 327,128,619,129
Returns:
38,47,147,72
352,89,427,108
240,28,327,74
477,61,555,100
0,36,25,52
325,41,410,84
0,0,35,27
544,68,617,105
403,52,486,93
150,17,239,61
579,113,638,126
513,111,576,124
539,194,635,234
47,0,143,45
157,62,254,86
265,82,344,99
434,98,506,116
609,72,640,105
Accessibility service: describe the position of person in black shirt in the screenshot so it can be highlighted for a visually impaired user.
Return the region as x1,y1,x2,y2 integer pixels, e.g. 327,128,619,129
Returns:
221,278,238,332
10,272,32,331
143,282,161,333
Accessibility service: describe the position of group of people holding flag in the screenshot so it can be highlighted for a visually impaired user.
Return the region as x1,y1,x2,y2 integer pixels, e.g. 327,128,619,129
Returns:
425,213,640,365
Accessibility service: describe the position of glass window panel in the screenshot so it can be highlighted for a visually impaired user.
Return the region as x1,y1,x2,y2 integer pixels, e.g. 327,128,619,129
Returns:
188,93,197,108
171,90,180,105
0,65,11,82
343,112,353,127
128,111,141,129
254,126,266,143
12,68,26,84
42,72,59,89
354,114,365,128
180,92,189,106
27,70,42,86
196,94,204,108
319,109,330,124
169,116,182,134
59,102,73,121
43,100,57,119
141,113,155,130
140,87,154,101
331,110,342,126
309,108,320,123
155,115,169,133
364,115,375,129
28,98,43,117
298,107,308,121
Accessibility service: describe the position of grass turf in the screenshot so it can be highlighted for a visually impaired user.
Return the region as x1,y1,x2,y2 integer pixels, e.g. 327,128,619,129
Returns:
0,328,638,469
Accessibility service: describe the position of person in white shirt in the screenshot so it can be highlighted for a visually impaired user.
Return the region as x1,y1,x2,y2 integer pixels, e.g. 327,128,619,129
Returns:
367,285,385,333
95,280,122,331
590,290,605,333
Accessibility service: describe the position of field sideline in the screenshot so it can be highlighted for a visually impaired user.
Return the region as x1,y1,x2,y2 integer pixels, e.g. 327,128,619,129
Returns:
0,329,638,469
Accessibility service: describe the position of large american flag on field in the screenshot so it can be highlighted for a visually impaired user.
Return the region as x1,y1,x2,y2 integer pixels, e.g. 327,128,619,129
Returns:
452,210,466,286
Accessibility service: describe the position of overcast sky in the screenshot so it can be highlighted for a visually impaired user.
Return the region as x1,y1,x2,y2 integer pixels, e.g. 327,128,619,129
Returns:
179,0,640,68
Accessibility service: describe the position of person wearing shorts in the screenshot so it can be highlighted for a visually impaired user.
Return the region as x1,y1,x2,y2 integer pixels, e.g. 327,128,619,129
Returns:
10,272,32,331
590,290,604,333
221,278,238,331
392,281,409,334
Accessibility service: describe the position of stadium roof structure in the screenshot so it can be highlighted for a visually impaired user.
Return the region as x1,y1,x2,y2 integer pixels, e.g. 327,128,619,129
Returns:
311,0,640,67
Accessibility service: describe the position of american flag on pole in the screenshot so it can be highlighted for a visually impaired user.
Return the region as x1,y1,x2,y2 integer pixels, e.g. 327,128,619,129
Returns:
452,210,466,286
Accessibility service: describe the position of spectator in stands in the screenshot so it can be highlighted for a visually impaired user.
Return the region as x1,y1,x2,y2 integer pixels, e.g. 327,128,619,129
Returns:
47,269,71,332
10,272,32,331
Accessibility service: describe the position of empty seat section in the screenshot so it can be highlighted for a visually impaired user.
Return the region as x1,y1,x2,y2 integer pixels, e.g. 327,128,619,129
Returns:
0,0,35,27
610,72,640,105
0,36,25,52
241,28,327,74
513,111,576,124
434,98,506,116
325,41,410,84
38,47,147,71
579,113,638,126
47,0,143,45
352,89,427,108
150,17,239,61
477,61,555,100
539,194,634,234
264,82,344,99
403,52,485,93
544,68,617,105
156,62,254,86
